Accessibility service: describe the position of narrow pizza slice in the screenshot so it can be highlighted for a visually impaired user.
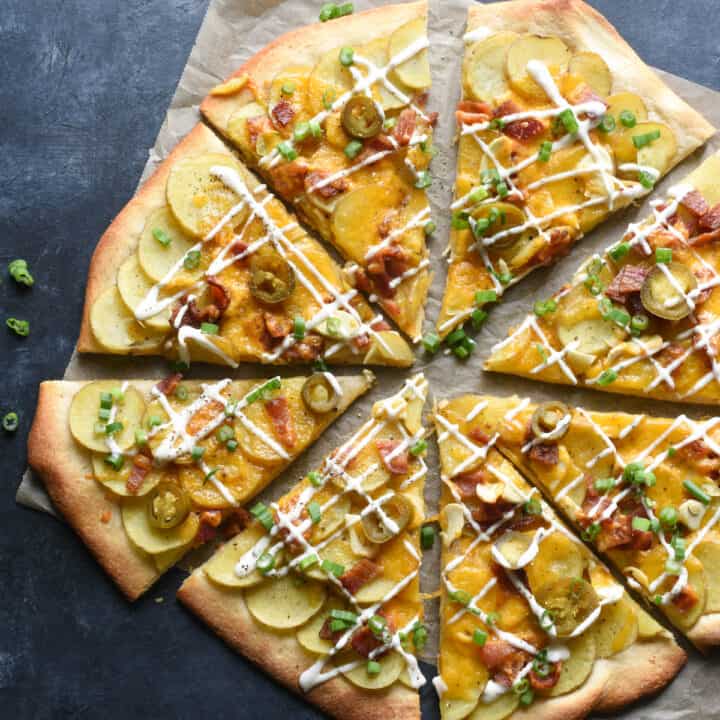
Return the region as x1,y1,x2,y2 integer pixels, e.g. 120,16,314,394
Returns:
200,2,435,341
178,374,429,720
453,393,720,650
27,371,373,599
487,150,720,404
77,123,413,368
433,395,685,720
437,0,714,348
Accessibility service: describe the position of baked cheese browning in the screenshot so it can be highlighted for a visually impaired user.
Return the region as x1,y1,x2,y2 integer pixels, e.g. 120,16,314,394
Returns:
433,395,685,719
83,126,414,368
487,151,720,404
56,372,373,580
201,4,434,340
193,374,429,696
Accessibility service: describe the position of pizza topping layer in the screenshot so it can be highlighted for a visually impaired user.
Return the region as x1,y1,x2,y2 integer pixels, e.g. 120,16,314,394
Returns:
202,374,429,693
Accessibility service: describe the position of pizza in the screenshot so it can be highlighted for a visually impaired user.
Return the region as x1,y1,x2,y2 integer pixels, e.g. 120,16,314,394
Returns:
27,371,373,599
434,394,686,719
487,150,720,404
441,393,720,651
436,0,714,351
77,123,414,368
178,374,429,720
200,2,434,341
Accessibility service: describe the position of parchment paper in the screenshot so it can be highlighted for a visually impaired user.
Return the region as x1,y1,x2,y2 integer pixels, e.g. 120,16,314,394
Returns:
16,0,720,713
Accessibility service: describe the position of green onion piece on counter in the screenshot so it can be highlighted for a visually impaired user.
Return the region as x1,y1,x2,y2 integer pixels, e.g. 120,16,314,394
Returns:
422,331,440,354
471,308,487,329
8,259,34,287
475,289,497,305
420,525,435,549
6,318,29,336
2,411,19,432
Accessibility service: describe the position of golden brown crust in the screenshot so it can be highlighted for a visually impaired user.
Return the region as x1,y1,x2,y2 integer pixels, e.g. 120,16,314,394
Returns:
466,0,714,162
685,612,720,652
27,381,161,600
178,570,420,720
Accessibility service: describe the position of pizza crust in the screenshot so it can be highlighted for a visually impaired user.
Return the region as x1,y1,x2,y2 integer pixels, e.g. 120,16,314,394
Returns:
466,0,714,163
177,569,420,720
27,380,163,600
685,612,720,652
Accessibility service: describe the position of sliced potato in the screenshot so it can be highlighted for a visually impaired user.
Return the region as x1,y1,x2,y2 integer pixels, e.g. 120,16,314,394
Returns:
296,596,346,655
663,556,707,629
506,35,571,100
116,255,171,331
353,577,397,604
138,206,196,282
342,650,404,689
122,501,199,555
307,48,353,116
166,153,246,238
227,102,267,150
605,92,648,125
359,37,411,111
637,611,666,639
695,541,720,612
463,32,518,102
91,453,161,497
592,596,638,658
636,122,677,175
69,381,145,453
204,525,268,588
306,538,357,581
362,331,415,367
568,51,611,97
153,546,188,573
557,318,622,357
90,286,166,353
310,495,352,544
493,530,538,569
548,633,596,696
389,18,430,89
268,65,312,117
440,696,480,720
245,574,326,629
525,532,585,593
468,692,518,720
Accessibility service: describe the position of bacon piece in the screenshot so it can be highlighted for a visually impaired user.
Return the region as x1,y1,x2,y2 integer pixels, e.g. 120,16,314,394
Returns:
597,513,633,552
682,190,710,218
394,108,417,146
456,100,492,126
206,276,230,314
504,117,545,142
605,264,650,304
305,170,349,199
269,159,308,197
126,453,152,494
230,240,248,257
170,295,222,329
472,500,514,526
340,558,382,595
691,228,720,247
676,439,720,475
469,427,490,445
355,134,395,165
367,244,409,298
376,439,410,475
195,510,223,546
529,662,563,691
494,100,521,118
155,373,183,396
264,396,297,449
507,510,545,533
534,226,574,266
350,625,386,658
370,318,392,332
222,507,252,539
478,640,531,687
319,617,345,644
528,443,559,466
271,100,295,128
284,334,323,362
699,202,720,232
246,114,273,146
672,584,699,612
263,312,293,340
454,468,489,499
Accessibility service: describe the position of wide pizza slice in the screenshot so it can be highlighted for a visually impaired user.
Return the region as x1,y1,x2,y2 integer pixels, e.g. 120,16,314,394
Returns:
433,395,685,720
487,150,720,404
77,123,413,368
27,371,373,599
200,2,434,341
178,374,429,720
449,393,720,650
437,0,714,347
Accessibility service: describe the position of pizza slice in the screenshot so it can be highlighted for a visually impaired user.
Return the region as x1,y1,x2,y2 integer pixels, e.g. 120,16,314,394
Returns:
487,150,720,404
437,0,714,348
77,123,413,368
447,393,720,650
200,2,434,341
27,371,373,599
177,374,429,720
433,395,686,720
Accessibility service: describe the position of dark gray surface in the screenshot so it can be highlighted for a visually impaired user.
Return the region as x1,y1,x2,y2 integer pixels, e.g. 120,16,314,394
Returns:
1,1,718,718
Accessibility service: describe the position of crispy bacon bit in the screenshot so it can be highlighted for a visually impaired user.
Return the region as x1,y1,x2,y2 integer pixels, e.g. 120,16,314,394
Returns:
504,117,545,142
284,334,323,362
691,228,720,247
126,453,152,494
170,295,223,329
393,108,417,146
478,640,531,687
469,427,490,445
597,514,633,552
269,159,308,197
222,507,252,539
376,439,410,475
367,245,409,298
494,100,521,118
271,100,295,128
155,373,183,396
508,510,545,533
699,202,720,232
605,264,650,304
263,312,293,340
355,134,395,165
350,616,395,657
472,500,514,526
682,190,710,218
534,226,574,266
264,396,296,449
672,584,699,612
195,510,223,545
529,662,563,691
230,240,248,256
305,170,349,199
370,318,392,332
528,443,559,466
456,100,492,126
247,115,273,146
100,510,112,524
206,276,230,314
675,439,720,476
454,468,489,499
340,558,382,595
319,617,345,644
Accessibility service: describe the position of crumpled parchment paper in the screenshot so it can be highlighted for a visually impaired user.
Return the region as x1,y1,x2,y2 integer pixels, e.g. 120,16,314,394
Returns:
16,0,720,710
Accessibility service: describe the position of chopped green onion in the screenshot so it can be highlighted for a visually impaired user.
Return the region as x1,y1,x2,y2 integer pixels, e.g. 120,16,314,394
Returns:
191,445,205,461
538,140,553,162
383,116,397,131
638,171,656,189
609,242,630,261
471,308,487,329
339,46,354,66
481,168,500,184
495,181,509,198
536,343,548,362
152,228,172,247
446,328,466,347
368,615,387,637
451,211,470,230
100,392,113,410
469,186,489,204
281,81,296,95
421,525,435,549
594,477,615,494
309,120,323,138
8,259,34,287
653,594,664,605
329,619,349,632
412,623,428,650
684,479,711,505
293,316,306,339
246,377,281,404
524,498,542,515
493,270,513,285
104,421,123,435
325,316,342,337
322,89,336,110
201,322,219,335
293,121,311,142
250,502,275,531
539,609,554,630
655,247,672,264
175,384,189,401
98,407,111,422
633,129,661,149
513,679,530,696
147,415,162,429
665,558,683,576
632,516,650,532
330,609,358,624
134,428,148,446
94,422,106,435
630,314,649,333
449,589,472,606
226,439,238,452
533,299,557,317
307,501,322,524
366,660,381,676
671,534,686,561
519,689,534,707
597,369,618,386
607,308,630,327
475,289,497,305
183,250,201,270
667,446,677,457
410,439,427,456
257,552,275,574
424,220,436,235
489,118,505,130
422,331,440,354
472,629,487,646
485,612,499,626
582,522,601,541
598,114,616,133
659,506,678,528
277,141,298,161
308,470,324,487
558,108,579,134
6,318,29,336
104,454,124,471
619,110,636,128
473,217,491,236
344,139,363,159
110,387,124,403
216,425,235,443
322,559,345,577
299,554,320,571
414,170,432,189
2,412,19,432
319,2,337,21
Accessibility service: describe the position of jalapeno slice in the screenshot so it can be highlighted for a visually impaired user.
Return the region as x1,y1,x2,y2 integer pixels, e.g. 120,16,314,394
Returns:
531,401,570,441
361,494,413,544
535,577,599,637
640,262,697,320
249,251,296,304
302,373,339,413
147,481,191,530
341,96,383,139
